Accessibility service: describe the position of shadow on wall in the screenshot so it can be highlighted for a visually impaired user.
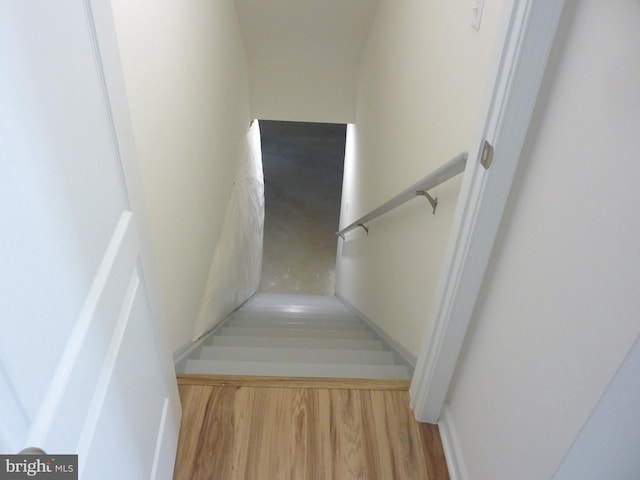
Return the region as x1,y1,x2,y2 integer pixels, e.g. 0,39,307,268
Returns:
259,120,346,296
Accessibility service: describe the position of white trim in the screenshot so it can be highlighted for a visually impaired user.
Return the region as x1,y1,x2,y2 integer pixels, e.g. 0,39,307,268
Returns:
410,0,566,423
438,404,469,480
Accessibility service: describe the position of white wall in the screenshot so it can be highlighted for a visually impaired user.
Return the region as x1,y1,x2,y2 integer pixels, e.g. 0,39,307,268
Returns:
110,0,251,352
336,0,509,357
250,59,357,123
446,1,640,478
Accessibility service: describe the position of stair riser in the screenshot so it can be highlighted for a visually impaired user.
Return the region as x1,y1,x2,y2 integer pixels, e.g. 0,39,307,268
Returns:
244,294,347,311
226,319,366,331
209,336,384,350
199,346,395,365
220,327,376,340
231,311,362,322
184,359,410,379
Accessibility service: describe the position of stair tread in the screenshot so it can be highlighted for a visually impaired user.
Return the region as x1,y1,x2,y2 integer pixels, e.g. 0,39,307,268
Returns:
199,345,395,364
231,310,361,320
245,294,347,312
184,359,410,379
220,326,376,339
226,318,366,331
208,335,384,350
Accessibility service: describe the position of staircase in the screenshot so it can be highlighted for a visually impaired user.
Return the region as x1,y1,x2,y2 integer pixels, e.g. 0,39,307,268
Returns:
177,294,412,380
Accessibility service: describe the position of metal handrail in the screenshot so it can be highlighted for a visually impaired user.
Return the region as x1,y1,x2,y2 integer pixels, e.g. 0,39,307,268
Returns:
336,151,468,238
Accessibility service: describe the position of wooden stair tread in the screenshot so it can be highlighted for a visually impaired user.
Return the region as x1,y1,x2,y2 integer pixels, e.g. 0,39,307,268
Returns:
184,358,410,379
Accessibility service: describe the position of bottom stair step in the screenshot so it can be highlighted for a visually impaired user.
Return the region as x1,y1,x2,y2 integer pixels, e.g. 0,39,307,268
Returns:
198,345,395,365
184,359,410,380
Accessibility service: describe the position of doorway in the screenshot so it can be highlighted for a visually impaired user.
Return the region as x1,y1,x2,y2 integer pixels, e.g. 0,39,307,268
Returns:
258,120,346,296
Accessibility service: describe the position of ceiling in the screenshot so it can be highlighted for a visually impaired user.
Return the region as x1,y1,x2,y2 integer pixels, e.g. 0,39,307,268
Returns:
233,0,380,65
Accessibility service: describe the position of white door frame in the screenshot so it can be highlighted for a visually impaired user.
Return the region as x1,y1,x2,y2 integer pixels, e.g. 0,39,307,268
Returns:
410,0,567,423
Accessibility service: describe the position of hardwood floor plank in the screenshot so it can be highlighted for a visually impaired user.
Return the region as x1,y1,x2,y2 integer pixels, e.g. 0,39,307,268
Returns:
419,421,451,480
358,390,390,478
330,389,367,479
228,386,253,479
181,385,237,479
174,385,208,479
241,387,269,479
306,388,331,480
289,388,309,477
358,390,384,478
382,390,431,478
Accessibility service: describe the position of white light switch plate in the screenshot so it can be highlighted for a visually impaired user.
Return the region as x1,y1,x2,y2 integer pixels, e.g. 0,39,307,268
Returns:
471,0,485,30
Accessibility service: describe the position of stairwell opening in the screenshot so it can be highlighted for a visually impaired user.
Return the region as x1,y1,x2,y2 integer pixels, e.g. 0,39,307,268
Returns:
258,120,346,296
177,120,413,380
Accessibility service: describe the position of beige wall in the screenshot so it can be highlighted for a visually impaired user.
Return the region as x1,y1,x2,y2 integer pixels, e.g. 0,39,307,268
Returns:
234,0,377,124
249,58,357,124
110,0,251,351
446,1,640,478
336,0,509,357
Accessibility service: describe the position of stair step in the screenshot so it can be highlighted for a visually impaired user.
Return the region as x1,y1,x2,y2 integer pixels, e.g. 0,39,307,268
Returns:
245,294,347,311
178,294,413,380
209,335,384,350
198,346,395,365
219,326,375,339
226,318,366,331
184,359,410,379
231,310,360,321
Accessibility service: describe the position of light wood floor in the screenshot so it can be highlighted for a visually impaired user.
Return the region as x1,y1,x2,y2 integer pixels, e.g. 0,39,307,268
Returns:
174,376,450,479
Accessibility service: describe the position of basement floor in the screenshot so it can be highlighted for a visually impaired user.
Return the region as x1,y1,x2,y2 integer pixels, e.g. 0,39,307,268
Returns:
258,120,346,296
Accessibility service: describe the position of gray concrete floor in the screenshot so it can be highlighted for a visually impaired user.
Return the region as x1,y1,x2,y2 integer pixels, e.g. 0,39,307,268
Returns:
259,121,346,295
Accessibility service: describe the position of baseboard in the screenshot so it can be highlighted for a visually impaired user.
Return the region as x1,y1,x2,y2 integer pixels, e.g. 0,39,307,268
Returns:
172,332,213,374
335,294,417,369
173,340,197,364
438,404,469,480
173,293,258,371
173,313,234,372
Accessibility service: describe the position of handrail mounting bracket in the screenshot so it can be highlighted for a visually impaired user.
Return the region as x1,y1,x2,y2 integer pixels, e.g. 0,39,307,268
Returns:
416,190,438,214
357,223,369,235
